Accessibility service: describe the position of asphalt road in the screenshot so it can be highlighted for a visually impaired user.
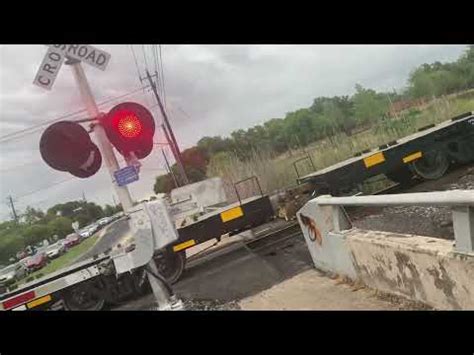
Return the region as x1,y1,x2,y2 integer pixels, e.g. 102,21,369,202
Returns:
76,218,130,263
114,230,313,310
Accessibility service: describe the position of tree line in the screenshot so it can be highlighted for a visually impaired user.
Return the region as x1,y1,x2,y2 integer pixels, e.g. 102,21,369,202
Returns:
153,45,474,194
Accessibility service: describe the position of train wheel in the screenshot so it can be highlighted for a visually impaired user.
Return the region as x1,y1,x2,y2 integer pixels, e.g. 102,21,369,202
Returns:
63,281,105,311
386,165,414,185
411,149,449,180
153,249,186,284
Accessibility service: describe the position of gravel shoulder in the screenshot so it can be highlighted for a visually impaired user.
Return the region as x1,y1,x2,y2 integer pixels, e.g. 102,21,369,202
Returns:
349,165,474,240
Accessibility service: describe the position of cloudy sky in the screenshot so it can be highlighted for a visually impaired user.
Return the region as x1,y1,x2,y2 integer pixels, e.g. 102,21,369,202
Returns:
0,45,467,221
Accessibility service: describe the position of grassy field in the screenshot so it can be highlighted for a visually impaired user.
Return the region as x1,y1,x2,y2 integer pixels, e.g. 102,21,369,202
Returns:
10,235,99,289
208,92,474,198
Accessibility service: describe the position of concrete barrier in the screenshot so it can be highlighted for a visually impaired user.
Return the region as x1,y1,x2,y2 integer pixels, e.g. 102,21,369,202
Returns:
297,198,474,310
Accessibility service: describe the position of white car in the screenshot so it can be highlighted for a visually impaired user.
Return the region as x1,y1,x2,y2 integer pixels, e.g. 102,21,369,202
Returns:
44,243,67,259
0,263,28,286
97,218,109,227
79,229,93,238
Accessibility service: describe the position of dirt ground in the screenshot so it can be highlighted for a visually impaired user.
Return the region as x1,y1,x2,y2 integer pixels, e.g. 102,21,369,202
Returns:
239,269,427,310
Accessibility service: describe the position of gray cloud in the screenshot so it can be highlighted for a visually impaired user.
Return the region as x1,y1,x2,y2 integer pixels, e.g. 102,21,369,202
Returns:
0,44,467,220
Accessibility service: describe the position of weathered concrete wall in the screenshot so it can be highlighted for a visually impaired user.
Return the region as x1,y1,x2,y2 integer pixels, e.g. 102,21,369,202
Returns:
297,200,357,280
297,201,474,310
345,229,474,310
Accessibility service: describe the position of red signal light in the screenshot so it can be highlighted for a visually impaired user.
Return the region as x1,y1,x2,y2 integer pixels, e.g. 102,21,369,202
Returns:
117,113,142,138
103,102,155,159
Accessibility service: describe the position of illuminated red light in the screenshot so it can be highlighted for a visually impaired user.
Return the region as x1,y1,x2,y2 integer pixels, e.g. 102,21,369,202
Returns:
117,114,142,138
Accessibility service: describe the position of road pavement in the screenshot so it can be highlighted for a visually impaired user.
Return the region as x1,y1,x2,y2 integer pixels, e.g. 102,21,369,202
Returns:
76,218,130,263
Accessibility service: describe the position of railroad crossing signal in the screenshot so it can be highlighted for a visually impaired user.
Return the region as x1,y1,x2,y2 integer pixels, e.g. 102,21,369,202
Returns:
39,121,102,178
33,45,111,91
103,102,156,160
39,102,156,179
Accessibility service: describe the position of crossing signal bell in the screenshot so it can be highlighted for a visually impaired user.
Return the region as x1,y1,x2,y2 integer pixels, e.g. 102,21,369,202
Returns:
39,121,102,178
103,102,155,159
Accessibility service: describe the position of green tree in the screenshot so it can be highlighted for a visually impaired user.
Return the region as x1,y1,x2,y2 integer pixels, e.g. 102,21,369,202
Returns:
0,232,26,264
352,84,389,125
47,216,73,239
154,174,175,194
22,224,52,246
103,204,115,217
23,207,45,225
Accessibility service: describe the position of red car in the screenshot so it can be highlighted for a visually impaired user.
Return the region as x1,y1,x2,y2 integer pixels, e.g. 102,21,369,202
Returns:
63,233,81,248
23,252,49,272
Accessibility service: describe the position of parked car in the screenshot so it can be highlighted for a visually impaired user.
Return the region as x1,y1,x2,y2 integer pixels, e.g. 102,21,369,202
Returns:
89,223,100,233
23,252,49,272
63,233,81,248
57,239,69,248
79,229,92,238
0,263,28,286
16,250,27,260
79,224,98,238
24,252,49,272
96,218,110,227
44,242,67,259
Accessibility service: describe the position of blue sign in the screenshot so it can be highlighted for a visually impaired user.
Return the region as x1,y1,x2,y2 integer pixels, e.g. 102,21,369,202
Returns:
114,166,139,187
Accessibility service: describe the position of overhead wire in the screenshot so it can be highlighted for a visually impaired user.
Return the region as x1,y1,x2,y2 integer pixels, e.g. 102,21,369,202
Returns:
13,176,77,199
130,45,142,81
0,86,150,144
153,45,163,98
159,45,167,109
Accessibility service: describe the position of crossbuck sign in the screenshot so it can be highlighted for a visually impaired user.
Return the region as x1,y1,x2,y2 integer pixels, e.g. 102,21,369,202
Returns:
33,45,111,90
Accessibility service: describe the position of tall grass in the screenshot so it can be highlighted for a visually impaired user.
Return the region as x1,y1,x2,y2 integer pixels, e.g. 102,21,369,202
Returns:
207,94,474,198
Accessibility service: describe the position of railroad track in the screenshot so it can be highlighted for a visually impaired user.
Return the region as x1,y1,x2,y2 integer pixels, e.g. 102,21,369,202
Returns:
245,221,302,252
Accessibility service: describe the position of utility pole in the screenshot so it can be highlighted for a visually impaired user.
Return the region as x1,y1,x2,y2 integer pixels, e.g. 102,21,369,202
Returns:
67,59,134,212
143,70,189,186
82,191,87,202
162,148,178,189
7,195,18,223
161,124,181,187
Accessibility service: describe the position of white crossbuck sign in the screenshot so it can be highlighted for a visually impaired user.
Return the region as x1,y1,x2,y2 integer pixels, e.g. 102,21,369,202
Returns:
33,45,111,90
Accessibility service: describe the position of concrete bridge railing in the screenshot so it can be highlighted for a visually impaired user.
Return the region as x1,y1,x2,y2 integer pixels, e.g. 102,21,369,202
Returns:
297,190,474,309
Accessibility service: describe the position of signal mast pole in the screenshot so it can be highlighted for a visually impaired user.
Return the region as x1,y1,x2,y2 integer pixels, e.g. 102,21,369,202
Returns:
67,59,134,211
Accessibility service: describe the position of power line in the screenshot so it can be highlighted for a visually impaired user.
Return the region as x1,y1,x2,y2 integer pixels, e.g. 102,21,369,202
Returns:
152,45,163,97
0,160,43,173
0,86,149,144
14,176,77,199
131,45,154,111
159,45,167,109
130,45,142,81
142,45,149,72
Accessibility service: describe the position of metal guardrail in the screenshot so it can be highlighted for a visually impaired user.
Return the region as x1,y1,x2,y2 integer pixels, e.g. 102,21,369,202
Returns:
314,190,474,254
316,190,473,207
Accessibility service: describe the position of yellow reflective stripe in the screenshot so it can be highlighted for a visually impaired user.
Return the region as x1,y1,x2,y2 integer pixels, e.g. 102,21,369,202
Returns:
363,152,385,168
220,206,244,222
26,295,52,309
173,239,196,252
403,151,423,163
